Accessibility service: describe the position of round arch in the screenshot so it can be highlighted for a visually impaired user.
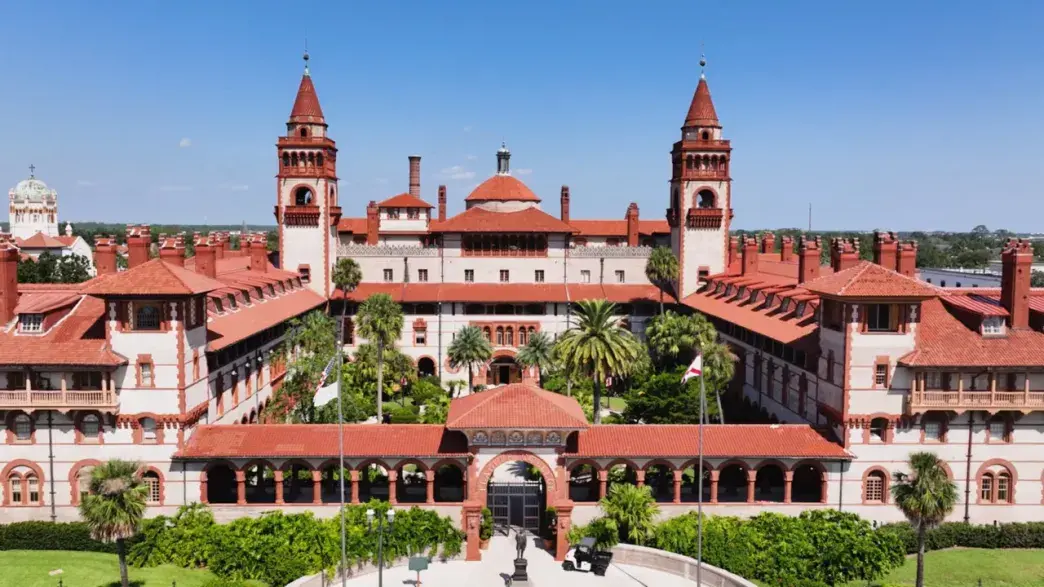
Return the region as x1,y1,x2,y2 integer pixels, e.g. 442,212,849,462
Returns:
861,466,891,504
141,465,166,505
417,356,437,378
976,458,1018,504
202,459,238,504
474,450,558,504
69,459,104,506
0,459,45,507
790,460,827,503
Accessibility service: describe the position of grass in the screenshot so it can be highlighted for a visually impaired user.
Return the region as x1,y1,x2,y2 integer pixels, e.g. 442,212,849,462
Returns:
0,550,262,587
846,548,1044,587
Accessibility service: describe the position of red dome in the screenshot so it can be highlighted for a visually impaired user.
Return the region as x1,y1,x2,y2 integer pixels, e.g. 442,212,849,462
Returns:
465,175,541,203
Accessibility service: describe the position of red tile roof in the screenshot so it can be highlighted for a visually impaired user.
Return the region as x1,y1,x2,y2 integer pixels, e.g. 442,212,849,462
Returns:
465,175,541,202
683,277,818,344
15,232,68,248
175,424,467,459
446,383,588,429
684,78,720,128
570,220,671,237
941,293,1009,317
289,73,325,124
336,217,368,234
0,296,126,366
899,297,1044,367
84,259,226,296
430,206,577,233
571,424,849,459
802,261,938,298
378,193,433,208
208,287,326,351
14,292,80,314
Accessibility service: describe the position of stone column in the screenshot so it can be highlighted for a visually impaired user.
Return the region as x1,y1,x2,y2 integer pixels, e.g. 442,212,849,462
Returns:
312,470,322,505
635,470,646,488
235,470,246,505
672,469,682,504
463,501,483,562
350,470,360,504
554,502,574,562
709,470,719,504
820,472,829,504
387,470,398,505
746,470,757,503
425,470,435,504
597,470,608,500
783,471,793,504
200,472,209,504
274,470,284,504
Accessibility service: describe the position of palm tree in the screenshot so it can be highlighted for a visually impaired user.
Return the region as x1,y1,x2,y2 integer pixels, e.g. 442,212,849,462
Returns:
516,331,554,387
891,452,959,587
600,483,659,546
78,459,149,587
448,325,493,393
555,299,642,424
645,246,679,314
700,340,737,422
356,292,404,422
332,257,363,346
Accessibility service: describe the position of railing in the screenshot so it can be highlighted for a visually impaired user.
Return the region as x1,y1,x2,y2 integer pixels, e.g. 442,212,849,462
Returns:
569,245,653,258
686,208,725,229
0,389,118,409
337,244,439,257
610,544,758,587
907,389,1044,413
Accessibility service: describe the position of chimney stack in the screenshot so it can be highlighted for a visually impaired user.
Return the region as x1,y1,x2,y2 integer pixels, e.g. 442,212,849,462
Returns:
125,224,151,269
625,203,640,247
1001,238,1033,329
193,233,217,279
158,233,186,267
366,201,379,245
408,155,421,198
728,236,741,273
896,240,918,278
741,235,759,276
437,185,447,222
247,233,269,273
93,235,118,276
0,235,19,326
560,186,570,224
873,230,899,270
830,237,860,273
780,236,795,263
798,236,822,284
760,232,776,255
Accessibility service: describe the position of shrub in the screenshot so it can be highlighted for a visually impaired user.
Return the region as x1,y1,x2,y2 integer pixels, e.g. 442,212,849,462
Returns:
878,521,1044,553
599,483,658,545
129,503,216,568
567,517,619,551
0,521,117,553
388,405,420,423
479,507,493,541
543,506,557,540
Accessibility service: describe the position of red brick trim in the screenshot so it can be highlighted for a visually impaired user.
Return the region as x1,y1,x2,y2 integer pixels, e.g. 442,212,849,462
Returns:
69,459,104,505
861,466,890,504
136,354,155,388
0,459,45,506
474,450,558,505
131,413,166,445
975,458,1017,504
872,356,891,389
142,466,166,505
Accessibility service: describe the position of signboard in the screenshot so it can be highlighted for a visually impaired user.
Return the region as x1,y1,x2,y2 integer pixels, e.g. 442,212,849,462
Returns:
408,556,430,572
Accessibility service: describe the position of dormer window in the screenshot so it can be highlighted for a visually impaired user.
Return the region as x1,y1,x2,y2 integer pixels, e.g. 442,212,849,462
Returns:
135,305,161,330
748,289,759,303
982,316,1005,337
795,302,807,316
389,208,400,219
866,304,897,332
19,314,43,333
407,208,420,220
765,294,775,308
737,286,746,298
781,298,791,313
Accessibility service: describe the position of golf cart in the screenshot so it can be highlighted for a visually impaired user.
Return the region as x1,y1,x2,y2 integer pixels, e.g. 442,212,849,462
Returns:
562,537,613,576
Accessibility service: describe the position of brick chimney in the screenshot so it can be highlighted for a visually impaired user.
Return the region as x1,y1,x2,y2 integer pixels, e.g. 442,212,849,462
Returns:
625,203,640,247
728,236,741,273
741,235,759,276
798,236,822,284
873,230,898,269
193,233,217,279
247,233,269,272
125,224,151,269
830,237,860,273
93,235,118,276
760,232,775,254
0,235,19,326
408,155,421,198
560,186,570,224
366,201,379,245
1001,238,1033,329
437,185,447,222
780,235,795,263
896,241,918,278
158,233,186,267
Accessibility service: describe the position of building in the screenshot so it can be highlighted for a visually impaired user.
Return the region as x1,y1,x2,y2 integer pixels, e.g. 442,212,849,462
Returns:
1,54,1043,542
7,169,94,272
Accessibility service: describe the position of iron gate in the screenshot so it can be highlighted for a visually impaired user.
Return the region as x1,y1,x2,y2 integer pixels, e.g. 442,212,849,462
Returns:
487,481,543,535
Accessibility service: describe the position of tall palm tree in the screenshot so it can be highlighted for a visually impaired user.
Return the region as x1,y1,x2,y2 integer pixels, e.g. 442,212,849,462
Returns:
516,331,554,387
645,246,679,314
700,340,737,422
448,325,493,393
356,292,404,422
332,257,363,347
891,452,959,587
555,299,642,424
78,459,149,587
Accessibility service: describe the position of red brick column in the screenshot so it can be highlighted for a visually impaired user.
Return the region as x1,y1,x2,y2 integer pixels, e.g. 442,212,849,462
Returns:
274,470,284,504
350,470,360,504
235,470,246,505
463,501,483,562
200,472,209,504
746,470,756,503
672,470,682,504
597,470,608,500
783,471,793,504
709,470,719,504
388,470,398,505
821,471,829,504
312,470,322,505
554,502,574,562
425,470,435,504
635,470,646,488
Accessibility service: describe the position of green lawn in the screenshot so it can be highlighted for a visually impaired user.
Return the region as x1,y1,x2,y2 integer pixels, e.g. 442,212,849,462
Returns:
846,548,1044,587
604,396,627,412
0,550,244,587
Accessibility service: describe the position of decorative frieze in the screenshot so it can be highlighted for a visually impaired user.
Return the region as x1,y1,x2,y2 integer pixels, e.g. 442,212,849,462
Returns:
569,246,652,258
469,429,566,447
337,244,439,257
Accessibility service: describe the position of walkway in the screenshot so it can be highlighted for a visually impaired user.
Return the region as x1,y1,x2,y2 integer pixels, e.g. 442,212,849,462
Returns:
342,535,703,586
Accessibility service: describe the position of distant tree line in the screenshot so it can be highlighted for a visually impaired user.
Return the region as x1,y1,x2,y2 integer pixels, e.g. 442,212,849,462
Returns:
18,252,92,284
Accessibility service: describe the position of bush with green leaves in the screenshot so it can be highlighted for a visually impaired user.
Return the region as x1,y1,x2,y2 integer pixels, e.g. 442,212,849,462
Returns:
480,507,494,541
0,521,118,553
567,517,619,551
599,483,659,545
878,521,1044,553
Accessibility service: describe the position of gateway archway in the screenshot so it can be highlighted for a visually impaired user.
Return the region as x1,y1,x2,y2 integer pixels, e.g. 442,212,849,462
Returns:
487,355,522,386
486,460,546,535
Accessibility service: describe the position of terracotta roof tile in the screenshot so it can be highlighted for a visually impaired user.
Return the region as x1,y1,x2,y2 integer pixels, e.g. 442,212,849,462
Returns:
336,217,368,233
15,232,68,248
803,261,938,298
207,287,326,351
175,424,467,459
682,276,818,344
289,73,325,124
378,193,433,208
430,206,576,234
570,220,671,237
0,296,126,366
941,293,1009,317
684,78,720,128
84,259,226,296
14,292,80,314
465,175,541,202
570,424,849,459
446,383,588,429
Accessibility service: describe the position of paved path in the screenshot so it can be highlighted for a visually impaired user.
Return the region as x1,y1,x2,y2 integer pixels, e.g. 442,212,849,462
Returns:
342,534,700,586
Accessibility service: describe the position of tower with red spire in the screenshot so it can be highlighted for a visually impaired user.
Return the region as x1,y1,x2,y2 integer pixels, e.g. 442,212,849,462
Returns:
668,55,732,298
275,51,341,296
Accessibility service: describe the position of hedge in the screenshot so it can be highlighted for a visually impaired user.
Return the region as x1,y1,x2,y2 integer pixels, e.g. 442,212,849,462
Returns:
0,521,118,553
878,521,1044,553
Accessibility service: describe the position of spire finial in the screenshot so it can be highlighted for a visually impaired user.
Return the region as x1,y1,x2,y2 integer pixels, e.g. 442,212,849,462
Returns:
303,40,310,76
28,164,35,178
496,142,511,175
699,43,707,80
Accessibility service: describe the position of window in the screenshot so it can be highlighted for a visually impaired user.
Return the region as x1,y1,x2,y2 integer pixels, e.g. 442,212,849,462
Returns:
997,473,1011,503
389,208,401,219
980,474,994,502
417,269,428,282
383,268,393,282
10,476,22,504
923,418,943,442
13,414,31,441
869,418,887,442
615,270,625,283
988,418,1007,442
407,208,420,220
144,471,161,504
465,270,475,283
534,270,544,283
866,304,895,332
982,316,1005,336
926,371,942,389
135,305,161,330
140,362,154,387
519,328,528,345
141,417,157,442
496,327,504,345
27,474,39,504
78,466,94,502
483,327,492,342
19,314,43,333
415,328,427,346
73,371,103,390
298,265,311,283
875,363,888,387
795,301,807,316
500,270,510,283
865,471,885,502
81,414,100,440
581,270,591,283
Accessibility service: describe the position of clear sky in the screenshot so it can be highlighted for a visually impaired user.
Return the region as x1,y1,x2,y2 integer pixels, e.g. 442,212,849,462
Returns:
2,1,1042,231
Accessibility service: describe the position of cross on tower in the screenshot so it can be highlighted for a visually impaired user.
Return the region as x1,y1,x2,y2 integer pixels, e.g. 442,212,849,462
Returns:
28,164,35,178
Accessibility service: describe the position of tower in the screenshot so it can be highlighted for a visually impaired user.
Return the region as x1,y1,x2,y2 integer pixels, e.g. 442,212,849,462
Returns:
668,55,732,298
275,51,340,296
8,165,59,240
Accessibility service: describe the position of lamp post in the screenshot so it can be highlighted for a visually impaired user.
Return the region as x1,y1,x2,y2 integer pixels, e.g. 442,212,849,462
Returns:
367,508,395,587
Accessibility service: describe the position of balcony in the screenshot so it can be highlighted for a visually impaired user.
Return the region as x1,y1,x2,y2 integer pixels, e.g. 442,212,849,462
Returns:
686,208,725,229
0,389,119,411
275,205,321,227
907,389,1044,414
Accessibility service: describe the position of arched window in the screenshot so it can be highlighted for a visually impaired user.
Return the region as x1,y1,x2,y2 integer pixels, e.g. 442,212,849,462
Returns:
299,127,309,137
12,414,32,441
81,414,100,440
686,155,694,169
696,190,716,209
141,417,157,442
136,306,160,330
26,473,39,505
701,131,709,140
980,473,994,502
519,328,528,346
317,154,324,167
496,327,504,346
282,153,290,167
9,475,21,504
869,418,888,443
997,472,1011,502
294,186,314,206
483,327,492,342
78,466,94,503
143,470,161,504
864,470,886,503
505,327,514,346
307,152,315,166
291,152,299,166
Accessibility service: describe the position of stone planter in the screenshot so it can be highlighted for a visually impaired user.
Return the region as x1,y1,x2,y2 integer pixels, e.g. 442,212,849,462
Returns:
480,538,490,550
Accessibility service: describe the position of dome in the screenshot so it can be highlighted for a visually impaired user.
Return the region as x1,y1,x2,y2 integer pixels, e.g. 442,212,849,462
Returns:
10,177,57,204
465,175,541,203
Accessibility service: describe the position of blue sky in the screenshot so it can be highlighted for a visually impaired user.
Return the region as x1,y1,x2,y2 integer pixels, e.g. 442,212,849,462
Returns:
2,1,1042,231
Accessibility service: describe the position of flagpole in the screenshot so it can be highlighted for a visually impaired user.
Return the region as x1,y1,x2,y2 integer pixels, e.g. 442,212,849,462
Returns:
696,353,706,587
336,322,347,586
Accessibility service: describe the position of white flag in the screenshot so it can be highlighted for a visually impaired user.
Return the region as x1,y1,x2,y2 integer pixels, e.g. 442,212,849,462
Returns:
682,353,702,383
313,356,339,408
